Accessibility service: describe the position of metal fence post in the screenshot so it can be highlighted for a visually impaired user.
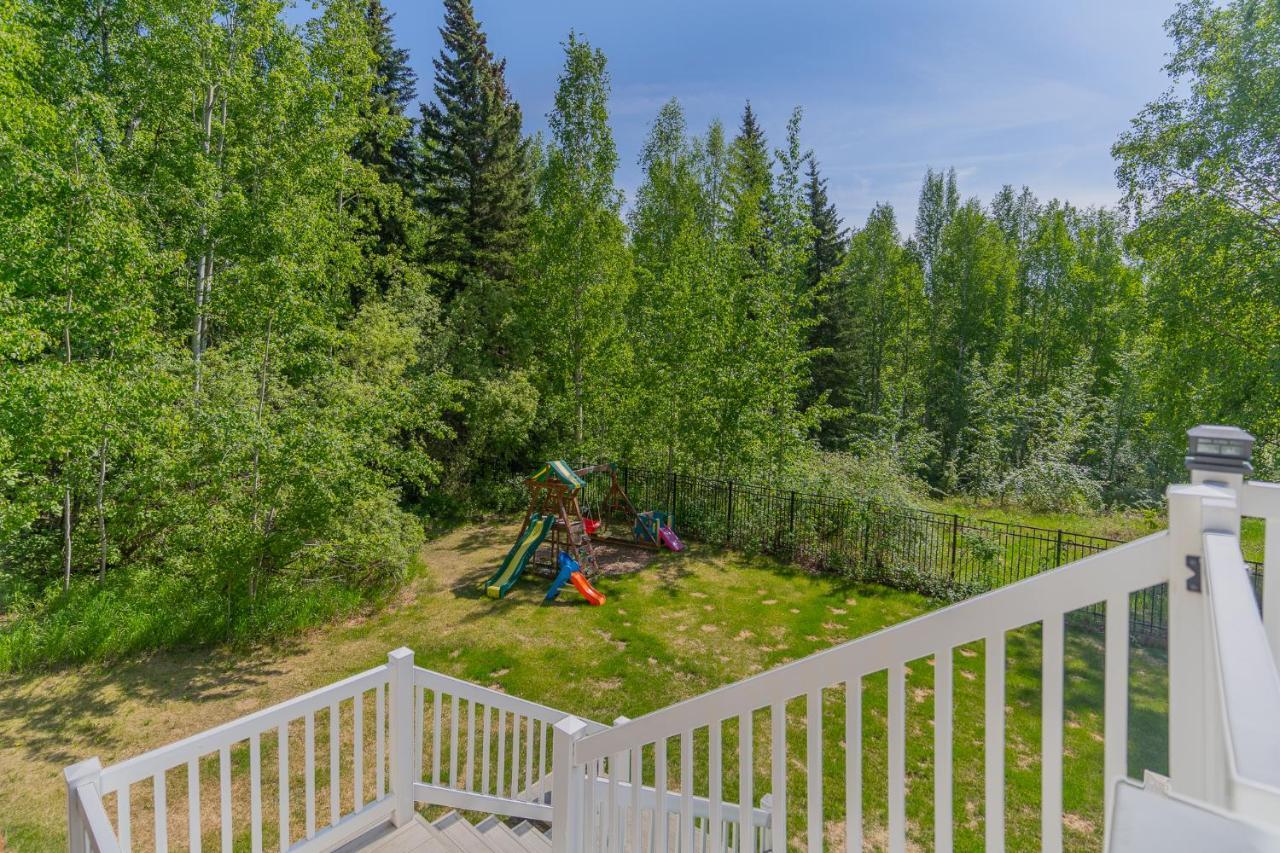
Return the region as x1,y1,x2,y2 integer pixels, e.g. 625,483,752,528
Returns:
949,514,960,579
726,480,735,545
669,471,677,521
1055,529,1064,565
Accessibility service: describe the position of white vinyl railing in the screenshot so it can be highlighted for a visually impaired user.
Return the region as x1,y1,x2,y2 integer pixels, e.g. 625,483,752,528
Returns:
67,448,1280,853
65,651,599,852
551,531,1168,853
410,666,608,823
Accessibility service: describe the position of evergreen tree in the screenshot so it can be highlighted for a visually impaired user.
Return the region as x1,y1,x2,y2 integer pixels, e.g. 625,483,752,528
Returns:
418,0,532,324
353,0,418,185
802,155,847,414
724,101,773,244
822,204,925,446
804,156,845,294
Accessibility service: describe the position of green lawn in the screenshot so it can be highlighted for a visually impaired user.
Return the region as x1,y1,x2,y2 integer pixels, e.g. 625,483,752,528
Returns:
0,520,1166,851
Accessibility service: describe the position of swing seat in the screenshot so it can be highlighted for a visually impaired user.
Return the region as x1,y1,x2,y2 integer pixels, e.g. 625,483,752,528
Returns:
584,518,602,535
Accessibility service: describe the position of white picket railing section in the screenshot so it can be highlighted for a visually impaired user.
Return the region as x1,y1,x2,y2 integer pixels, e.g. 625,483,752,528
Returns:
64,652,603,852
552,532,1167,853
66,454,1280,853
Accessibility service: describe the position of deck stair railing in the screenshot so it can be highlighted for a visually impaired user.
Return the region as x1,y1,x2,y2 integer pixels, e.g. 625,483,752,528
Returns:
64,653,608,852
66,425,1280,852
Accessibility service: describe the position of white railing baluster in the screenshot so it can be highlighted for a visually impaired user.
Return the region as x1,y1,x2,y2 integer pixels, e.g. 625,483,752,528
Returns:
497,710,507,798
465,699,476,791
251,733,263,851
681,730,693,853
376,682,386,799
737,714,751,853
153,772,167,853
584,758,598,852
187,759,200,853
985,633,1005,853
655,736,668,853
221,744,233,852
888,664,905,853
526,715,535,796
540,720,548,804
304,713,315,838
509,712,521,798
415,685,425,784
630,743,642,853
607,751,620,853
846,677,861,853
431,690,442,785
1104,593,1129,838
935,649,953,853
329,701,341,825
769,701,785,853
807,689,822,852
279,722,290,852
118,783,130,851
451,694,461,788
1042,615,1064,853
709,722,722,853
482,705,492,796
354,691,364,809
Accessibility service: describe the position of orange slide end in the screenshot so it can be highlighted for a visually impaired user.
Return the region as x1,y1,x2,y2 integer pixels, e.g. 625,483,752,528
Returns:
569,571,605,606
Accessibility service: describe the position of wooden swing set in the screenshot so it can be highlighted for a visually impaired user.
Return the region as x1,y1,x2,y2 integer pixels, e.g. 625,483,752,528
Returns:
516,461,663,579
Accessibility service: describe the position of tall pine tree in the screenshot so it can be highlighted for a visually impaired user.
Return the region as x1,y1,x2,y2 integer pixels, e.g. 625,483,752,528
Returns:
804,157,845,293
802,155,847,416
418,0,532,352
353,0,417,185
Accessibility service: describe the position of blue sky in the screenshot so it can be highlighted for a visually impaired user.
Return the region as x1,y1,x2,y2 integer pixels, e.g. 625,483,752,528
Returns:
300,0,1179,230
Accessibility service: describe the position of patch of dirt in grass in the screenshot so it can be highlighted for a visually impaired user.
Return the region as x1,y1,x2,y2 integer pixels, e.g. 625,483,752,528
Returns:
1064,812,1096,835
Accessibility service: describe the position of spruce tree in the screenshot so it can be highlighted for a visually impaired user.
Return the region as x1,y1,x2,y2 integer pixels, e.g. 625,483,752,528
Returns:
353,0,418,185
804,157,845,294
348,0,425,302
418,0,532,314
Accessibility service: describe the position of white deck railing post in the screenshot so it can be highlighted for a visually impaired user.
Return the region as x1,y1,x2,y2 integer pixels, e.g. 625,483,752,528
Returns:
1167,481,1212,802
65,757,103,853
1168,426,1250,804
388,647,416,826
552,716,589,853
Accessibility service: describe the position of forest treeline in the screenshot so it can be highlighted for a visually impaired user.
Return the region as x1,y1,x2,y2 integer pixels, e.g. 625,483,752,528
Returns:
1,0,1276,667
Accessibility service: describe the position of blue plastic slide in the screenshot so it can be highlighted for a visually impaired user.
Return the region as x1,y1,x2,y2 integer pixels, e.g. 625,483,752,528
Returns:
545,551,577,601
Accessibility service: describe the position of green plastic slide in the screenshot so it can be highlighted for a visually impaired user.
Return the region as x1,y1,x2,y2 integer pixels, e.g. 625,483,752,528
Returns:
485,514,556,599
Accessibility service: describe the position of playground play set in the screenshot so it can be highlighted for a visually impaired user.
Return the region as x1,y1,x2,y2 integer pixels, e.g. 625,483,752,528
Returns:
483,461,684,605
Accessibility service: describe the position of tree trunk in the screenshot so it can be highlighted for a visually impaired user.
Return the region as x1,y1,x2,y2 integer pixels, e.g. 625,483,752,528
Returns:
63,485,72,590
97,436,108,581
192,83,217,394
63,286,73,589
250,318,272,602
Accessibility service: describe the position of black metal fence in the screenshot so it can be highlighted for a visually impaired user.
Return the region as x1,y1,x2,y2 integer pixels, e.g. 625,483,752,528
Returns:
590,465,1264,644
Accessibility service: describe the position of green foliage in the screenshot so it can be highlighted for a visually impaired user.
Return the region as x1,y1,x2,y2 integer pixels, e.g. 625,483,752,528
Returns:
2,0,1273,669
1114,0,1280,479
527,32,633,460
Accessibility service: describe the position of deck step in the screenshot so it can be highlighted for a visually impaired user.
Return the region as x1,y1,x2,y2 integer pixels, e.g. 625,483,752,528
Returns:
472,815,530,853
336,811,550,852
508,821,552,853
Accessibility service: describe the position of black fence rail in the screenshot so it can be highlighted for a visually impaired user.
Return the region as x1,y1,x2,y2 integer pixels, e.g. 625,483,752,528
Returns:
588,465,1264,644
